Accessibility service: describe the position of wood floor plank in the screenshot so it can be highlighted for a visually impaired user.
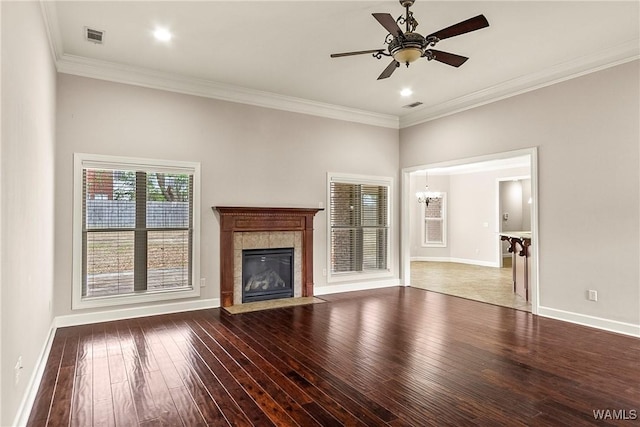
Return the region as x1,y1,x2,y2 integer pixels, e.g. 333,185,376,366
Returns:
92,356,111,402
186,315,321,427
145,369,185,426
27,287,640,426
172,359,230,426
114,321,162,424
111,380,139,426
46,366,75,427
195,313,315,406
218,312,375,426
75,327,94,378
172,344,252,427
26,334,66,426
232,309,397,425
172,320,276,426
167,385,207,427
70,372,92,427
92,396,116,427
127,321,161,373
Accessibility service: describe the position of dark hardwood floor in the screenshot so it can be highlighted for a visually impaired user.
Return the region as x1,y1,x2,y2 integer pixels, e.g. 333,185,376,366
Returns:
28,287,639,426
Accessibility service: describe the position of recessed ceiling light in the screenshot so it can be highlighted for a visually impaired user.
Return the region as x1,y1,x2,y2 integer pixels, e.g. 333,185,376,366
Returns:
400,88,413,97
153,28,172,42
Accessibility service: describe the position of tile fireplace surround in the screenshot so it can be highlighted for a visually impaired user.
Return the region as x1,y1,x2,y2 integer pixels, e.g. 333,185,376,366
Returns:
213,206,323,307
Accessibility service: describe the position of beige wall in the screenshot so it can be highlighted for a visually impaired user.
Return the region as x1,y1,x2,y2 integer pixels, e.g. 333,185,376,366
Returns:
1,2,57,425
55,74,400,317
401,60,640,325
411,167,530,264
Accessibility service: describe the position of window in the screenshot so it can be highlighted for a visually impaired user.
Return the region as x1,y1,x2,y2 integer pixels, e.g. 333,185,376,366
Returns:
328,173,392,281
422,193,447,247
73,154,200,309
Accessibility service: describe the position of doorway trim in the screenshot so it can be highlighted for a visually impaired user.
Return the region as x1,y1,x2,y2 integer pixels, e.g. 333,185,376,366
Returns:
400,147,539,315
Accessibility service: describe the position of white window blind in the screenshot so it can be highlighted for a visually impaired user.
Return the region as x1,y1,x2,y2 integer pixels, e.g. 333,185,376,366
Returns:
423,193,447,247
74,154,200,309
329,180,389,274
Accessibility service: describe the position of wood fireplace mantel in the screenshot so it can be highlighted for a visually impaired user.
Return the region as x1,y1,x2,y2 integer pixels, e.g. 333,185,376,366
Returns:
213,206,323,307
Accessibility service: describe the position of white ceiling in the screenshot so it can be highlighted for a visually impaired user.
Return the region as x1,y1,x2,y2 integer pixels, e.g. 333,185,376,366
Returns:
43,1,639,128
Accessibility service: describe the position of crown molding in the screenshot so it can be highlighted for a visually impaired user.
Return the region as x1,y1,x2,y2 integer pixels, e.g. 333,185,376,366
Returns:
399,39,640,129
42,0,637,131
41,0,397,128
55,54,399,129
54,40,638,132
39,0,63,62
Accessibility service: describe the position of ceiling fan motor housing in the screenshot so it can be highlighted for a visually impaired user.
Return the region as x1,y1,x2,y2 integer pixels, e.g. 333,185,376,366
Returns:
399,0,416,7
389,32,428,64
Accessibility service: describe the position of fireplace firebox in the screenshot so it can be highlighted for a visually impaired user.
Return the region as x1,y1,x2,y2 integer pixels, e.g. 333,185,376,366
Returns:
242,247,294,303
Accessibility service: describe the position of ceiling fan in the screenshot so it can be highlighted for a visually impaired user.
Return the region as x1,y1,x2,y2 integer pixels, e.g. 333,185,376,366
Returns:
330,0,489,80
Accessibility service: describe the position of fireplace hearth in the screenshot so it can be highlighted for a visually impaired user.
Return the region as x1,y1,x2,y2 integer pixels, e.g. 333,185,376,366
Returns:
242,247,294,303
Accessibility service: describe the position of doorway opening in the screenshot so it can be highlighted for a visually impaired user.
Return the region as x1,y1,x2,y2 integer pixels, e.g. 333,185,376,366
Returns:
401,148,538,313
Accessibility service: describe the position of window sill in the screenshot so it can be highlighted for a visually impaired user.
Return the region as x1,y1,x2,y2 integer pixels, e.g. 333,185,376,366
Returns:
327,270,393,284
422,243,447,248
72,286,200,311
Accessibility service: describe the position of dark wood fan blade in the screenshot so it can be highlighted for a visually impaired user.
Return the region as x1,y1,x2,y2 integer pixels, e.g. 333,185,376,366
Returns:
372,13,403,38
330,49,385,58
427,14,489,41
428,49,469,67
377,60,399,80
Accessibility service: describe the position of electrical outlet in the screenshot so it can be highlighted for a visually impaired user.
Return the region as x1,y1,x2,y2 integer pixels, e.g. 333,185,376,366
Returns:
200,278,206,288
588,290,598,301
14,356,23,385
322,268,327,277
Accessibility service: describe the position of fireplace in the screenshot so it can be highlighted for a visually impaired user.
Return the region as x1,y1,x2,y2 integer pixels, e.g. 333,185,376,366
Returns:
242,247,294,303
213,206,323,307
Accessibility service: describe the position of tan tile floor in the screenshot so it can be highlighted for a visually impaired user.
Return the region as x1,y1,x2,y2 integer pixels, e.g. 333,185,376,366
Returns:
223,296,325,314
410,260,531,312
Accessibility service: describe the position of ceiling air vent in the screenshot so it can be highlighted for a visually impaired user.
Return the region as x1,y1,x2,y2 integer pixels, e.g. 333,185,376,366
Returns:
84,27,105,44
402,101,423,109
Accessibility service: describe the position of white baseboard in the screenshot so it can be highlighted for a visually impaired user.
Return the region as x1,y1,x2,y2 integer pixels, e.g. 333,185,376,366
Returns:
55,298,220,328
314,279,400,296
13,321,57,427
538,306,640,338
410,256,499,268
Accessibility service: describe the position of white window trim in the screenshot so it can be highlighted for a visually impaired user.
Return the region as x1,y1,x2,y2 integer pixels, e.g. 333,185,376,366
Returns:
72,153,201,310
421,192,447,248
326,172,393,284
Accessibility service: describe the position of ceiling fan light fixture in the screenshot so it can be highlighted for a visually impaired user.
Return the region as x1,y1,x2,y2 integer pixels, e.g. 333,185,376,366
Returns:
388,32,427,64
393,48,423,64
329,0,489,80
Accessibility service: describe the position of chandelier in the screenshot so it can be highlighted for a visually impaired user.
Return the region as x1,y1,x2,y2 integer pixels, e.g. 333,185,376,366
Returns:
416,171,440,206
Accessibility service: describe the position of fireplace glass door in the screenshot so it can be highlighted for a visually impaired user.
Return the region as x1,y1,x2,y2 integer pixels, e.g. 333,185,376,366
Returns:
242,247,294,303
